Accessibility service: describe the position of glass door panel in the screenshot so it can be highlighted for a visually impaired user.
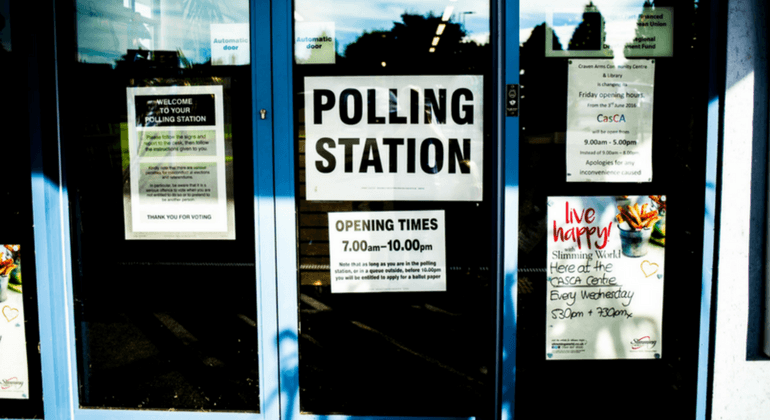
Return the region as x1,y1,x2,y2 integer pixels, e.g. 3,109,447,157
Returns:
289,0,497,416
516,1,710,418
60,0,261,412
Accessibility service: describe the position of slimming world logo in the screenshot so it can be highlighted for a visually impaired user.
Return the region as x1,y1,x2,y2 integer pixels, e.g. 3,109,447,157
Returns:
630,336,657,350
1,377,23,390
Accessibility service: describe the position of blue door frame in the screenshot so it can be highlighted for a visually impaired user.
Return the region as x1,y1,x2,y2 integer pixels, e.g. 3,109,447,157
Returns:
270,0,515,419
24,0,723,419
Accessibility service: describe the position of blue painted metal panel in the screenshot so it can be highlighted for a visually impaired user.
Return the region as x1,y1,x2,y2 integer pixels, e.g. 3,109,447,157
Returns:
29,11,78,415
252,0,282,417
269,0,303,419
500,0,519,419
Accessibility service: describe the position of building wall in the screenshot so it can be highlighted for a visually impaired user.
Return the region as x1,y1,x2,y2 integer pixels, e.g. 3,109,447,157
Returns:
711,0,770,418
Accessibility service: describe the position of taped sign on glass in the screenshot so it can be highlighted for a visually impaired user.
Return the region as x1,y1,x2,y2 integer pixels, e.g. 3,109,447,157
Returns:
546,196,666,360
124,85,234,240
305,76,484,201
328,210,447,293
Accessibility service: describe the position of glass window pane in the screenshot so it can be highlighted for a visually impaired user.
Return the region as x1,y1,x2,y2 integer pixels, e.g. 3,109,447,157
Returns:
292,0,495,416
517,1,708,418
65,0,259,412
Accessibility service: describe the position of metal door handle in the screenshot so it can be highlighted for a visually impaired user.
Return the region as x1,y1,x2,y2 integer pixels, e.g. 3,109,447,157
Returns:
260,109,267,120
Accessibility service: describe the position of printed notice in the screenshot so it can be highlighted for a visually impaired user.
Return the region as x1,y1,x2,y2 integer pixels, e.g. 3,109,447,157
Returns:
623,7,674,58
211,23,250,66
566,59,655,182
0,245,29,399
125,85,234,239
546,196,666,360
305,75,484,201
328,210,447,293
544,6,673,58
295,22,336,64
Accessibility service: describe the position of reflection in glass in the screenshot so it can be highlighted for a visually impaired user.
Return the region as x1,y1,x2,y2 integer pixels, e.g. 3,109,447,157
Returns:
0,0,10,53
517,0,707,418
521,0,675,58
68,0,258,412
76,0,249,66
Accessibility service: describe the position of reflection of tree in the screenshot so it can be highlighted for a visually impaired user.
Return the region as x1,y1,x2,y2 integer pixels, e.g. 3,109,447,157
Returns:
520,23,568,136
339,13,489,74
0,11,8,58
568,1,610,55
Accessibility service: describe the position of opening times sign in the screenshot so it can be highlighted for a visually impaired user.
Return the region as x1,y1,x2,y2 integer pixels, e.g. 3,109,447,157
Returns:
305,75,484,201
328,211,447,293
547,196,665,360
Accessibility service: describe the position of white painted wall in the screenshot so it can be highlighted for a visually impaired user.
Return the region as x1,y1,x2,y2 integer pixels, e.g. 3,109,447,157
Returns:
711,0,770,418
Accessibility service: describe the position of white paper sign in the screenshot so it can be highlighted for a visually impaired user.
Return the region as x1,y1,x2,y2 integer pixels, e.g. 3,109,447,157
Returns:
0,245,29,399
546,196,666,360
305,76,484,201
328,211,447,293
622,7,674,58
544,6,673,58
211,23,250,66
295,22,336,64
566,59,655,182
125,85,234,239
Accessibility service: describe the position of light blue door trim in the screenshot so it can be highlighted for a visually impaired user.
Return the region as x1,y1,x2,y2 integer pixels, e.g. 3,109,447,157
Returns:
269,0,301,419
695,0,723,418
253,0,282,418
30,64,74,420
500,0,519,418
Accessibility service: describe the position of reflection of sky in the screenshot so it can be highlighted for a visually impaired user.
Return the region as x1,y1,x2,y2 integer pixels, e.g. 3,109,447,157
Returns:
76,0,249,66
520,0,652,47
76,0,674,65
294,0,490,55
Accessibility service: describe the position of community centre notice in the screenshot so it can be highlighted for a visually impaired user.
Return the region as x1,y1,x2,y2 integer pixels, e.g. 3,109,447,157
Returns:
124,85,234,239
304,75,484,201
546,195,666,360
566,59,655,183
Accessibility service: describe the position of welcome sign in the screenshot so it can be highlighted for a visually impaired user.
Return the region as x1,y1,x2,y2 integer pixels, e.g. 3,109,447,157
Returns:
304,76,484,201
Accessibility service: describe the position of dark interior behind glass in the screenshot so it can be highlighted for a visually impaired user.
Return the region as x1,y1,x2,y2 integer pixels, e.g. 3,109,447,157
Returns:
58,0,259,412
1,0,45,417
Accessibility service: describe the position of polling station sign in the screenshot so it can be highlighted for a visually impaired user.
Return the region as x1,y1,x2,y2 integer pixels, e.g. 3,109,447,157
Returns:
304,76,484,201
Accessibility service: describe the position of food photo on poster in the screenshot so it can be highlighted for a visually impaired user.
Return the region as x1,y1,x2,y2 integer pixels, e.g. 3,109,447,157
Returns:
546,196,666,360
0,244,30,399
